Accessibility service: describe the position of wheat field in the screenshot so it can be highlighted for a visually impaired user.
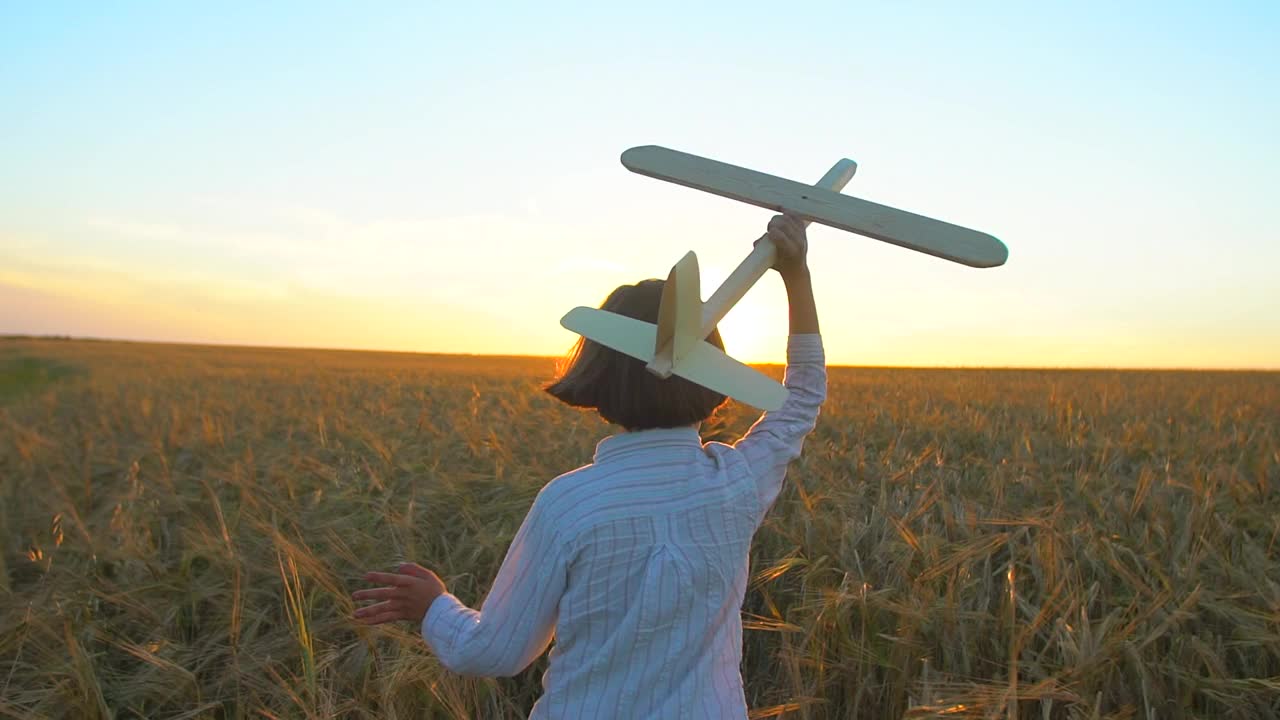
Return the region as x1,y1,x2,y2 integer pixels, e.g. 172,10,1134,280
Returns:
1,338,1277,719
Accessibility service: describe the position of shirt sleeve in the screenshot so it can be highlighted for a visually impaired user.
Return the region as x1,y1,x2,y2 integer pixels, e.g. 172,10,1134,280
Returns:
420,489,567,677
732,334,827,522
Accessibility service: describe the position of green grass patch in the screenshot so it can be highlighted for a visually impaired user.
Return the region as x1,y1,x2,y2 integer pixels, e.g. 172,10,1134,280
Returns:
0,355,81,403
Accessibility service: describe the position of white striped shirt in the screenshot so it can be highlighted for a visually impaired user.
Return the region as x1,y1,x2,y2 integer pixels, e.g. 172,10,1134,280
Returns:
422,334,826,718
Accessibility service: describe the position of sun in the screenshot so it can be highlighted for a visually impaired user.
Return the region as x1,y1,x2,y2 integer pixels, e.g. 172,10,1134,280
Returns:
713,289,788,365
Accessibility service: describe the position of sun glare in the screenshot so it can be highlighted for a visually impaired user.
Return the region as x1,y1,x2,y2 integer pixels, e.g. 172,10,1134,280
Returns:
715,291,788,365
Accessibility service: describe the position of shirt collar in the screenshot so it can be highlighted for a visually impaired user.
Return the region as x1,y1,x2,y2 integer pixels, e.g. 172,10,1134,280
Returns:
593,426,702,463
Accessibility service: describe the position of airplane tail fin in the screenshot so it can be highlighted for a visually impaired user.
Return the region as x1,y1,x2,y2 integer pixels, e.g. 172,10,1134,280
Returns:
649,251,702,378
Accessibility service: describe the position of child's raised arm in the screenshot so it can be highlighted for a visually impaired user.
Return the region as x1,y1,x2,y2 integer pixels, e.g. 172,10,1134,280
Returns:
769,215,820,337
733,215,828,522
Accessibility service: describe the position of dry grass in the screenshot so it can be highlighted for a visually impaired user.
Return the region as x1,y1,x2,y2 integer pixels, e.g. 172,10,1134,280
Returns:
1,338,1277,719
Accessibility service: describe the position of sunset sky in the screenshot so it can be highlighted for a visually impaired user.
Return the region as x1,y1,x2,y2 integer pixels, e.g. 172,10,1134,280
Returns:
3,3,1277,368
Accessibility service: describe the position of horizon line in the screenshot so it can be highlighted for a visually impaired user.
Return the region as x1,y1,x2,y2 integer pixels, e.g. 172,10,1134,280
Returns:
4,333,1278,374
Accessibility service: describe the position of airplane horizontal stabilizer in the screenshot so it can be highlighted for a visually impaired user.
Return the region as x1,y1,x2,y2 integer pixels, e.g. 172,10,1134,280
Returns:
559,307,788,411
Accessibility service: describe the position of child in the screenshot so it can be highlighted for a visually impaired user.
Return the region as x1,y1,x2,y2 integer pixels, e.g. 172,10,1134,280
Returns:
353,214,827,718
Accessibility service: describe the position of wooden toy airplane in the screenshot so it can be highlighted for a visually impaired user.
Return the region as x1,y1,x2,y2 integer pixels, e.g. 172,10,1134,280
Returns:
560,145,1007,411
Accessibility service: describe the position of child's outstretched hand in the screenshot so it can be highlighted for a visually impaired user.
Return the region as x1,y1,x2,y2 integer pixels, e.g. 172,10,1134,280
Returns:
352,562,446,626
762,214,809,280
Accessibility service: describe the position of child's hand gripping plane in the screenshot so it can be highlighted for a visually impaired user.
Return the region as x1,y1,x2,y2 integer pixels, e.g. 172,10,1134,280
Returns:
560,146,1008,411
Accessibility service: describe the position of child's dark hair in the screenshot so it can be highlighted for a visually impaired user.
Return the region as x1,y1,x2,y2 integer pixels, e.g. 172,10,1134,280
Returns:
546,279,728,430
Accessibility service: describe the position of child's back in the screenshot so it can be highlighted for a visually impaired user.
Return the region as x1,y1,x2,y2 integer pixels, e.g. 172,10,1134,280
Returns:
425,336,825,718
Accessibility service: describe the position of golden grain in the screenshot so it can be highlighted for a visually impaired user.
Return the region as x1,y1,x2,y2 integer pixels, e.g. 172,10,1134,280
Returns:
0,339,1276,718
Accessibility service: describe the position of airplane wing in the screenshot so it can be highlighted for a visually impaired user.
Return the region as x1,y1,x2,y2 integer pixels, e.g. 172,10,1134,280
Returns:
621,145,1008,269
560,306,789,411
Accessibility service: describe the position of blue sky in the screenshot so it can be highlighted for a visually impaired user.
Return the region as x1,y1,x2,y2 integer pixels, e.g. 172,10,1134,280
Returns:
2,2,1277,367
